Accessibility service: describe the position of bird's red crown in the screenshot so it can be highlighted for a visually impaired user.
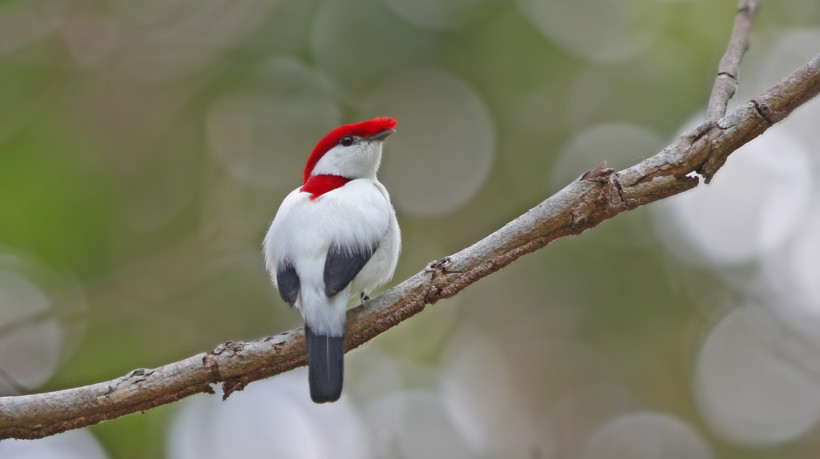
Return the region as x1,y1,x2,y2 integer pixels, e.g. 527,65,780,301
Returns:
303,117,397,184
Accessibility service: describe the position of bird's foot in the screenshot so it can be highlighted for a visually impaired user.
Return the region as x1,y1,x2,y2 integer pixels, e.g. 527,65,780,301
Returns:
360,292,372,307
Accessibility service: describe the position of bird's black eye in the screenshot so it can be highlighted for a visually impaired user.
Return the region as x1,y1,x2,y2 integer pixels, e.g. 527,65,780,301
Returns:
340,136,355,147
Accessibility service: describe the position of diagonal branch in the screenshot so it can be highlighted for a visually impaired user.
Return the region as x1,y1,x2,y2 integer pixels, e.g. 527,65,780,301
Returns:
699,52,820,182
1,16,819,443
705,0,760,122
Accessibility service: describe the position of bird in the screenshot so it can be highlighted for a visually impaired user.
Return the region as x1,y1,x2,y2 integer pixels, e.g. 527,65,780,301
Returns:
263,117,401,403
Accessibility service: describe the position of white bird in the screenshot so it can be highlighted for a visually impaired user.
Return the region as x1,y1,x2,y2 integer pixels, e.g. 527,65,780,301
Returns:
263,117,401,403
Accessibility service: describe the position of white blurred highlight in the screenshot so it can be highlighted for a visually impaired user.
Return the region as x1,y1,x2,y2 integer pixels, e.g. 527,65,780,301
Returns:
437,330,558,458
695,306,820,446
652,32,820,450
364,390,474,459
362,67,495,216
0,429,108,459
343,349,405,403
352,330,559,458
58,0,277,81
167,370,371,459
0,269,59,391
762,198,820,319
551,122,663,188
753,29,820,100
440,334,513,454
381,0,496,30
579,412,712,459
310,0,437,91
655,126,813,266
752,30,820,154
0,252,85,394
549,384,642,457
206,59,341,190
516,0,665,62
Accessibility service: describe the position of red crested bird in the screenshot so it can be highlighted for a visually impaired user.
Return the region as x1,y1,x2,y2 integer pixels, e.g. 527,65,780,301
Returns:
263,117,401,403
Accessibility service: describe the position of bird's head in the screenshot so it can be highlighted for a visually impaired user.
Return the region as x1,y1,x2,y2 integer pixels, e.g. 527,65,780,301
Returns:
303,117,397,183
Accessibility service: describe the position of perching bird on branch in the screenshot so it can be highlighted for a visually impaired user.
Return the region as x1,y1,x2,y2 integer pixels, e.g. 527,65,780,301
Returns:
263,117,401,403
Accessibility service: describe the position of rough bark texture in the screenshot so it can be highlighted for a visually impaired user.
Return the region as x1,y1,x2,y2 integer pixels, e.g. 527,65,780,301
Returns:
2,3,819,441
705,0,760,123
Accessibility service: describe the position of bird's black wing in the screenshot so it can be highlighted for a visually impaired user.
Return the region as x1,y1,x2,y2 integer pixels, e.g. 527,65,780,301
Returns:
323,242,379,298
276,262,300,307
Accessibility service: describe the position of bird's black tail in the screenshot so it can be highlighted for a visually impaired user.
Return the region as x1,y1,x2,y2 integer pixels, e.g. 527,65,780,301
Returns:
305,324,344,403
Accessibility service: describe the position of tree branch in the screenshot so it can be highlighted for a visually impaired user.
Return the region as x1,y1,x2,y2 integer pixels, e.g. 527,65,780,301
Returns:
705,0,760,123
2,25,819,444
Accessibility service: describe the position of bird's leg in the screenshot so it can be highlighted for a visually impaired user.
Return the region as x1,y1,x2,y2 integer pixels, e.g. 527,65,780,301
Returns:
360,292,372,307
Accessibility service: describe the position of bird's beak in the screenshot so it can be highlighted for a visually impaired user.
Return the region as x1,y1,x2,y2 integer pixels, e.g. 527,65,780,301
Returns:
365,129,395,142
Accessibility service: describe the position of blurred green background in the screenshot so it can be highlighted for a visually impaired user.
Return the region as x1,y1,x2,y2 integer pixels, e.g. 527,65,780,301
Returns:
1,0,820,458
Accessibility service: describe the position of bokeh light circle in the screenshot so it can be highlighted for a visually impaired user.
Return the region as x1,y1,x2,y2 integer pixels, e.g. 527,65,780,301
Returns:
364,389,474,458
381,0,497,30
167,370,371,459
579,411,712,459
0,251,85,394
550,122,663,188
748,30,820,156
695,305,820,446
206,59,341,191
0,269,59,391
0,429,109,459
549,384,643,457
754,29,820,97
439,334,513,454
361,67,495,216
761,197,820,320
654,125,813,266
516,0,665,62
60,0,277,82
310,0,437,92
